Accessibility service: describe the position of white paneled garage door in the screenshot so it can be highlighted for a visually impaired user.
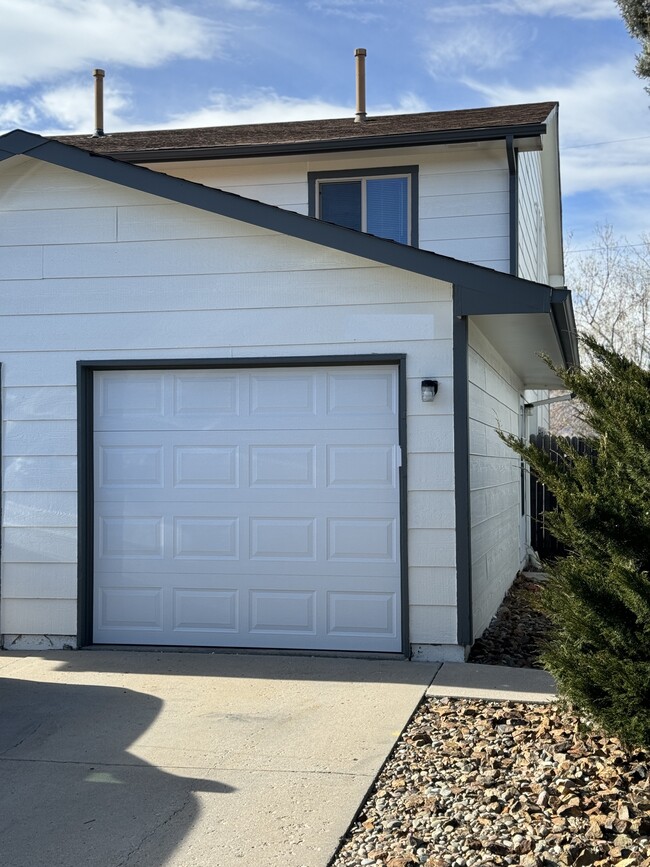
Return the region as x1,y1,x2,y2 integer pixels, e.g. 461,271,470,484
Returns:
93,365,402,651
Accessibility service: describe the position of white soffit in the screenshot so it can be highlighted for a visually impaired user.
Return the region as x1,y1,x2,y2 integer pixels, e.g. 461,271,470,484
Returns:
472,313,567,388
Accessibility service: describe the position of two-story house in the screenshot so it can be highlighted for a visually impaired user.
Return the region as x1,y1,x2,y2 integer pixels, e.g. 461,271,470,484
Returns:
0,93,577,660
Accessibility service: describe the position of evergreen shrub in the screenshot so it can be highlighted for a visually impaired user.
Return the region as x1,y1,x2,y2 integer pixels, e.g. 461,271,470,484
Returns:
502,336,650,748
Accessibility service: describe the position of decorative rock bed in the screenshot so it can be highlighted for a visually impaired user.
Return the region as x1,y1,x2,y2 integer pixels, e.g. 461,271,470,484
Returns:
331,573,650,867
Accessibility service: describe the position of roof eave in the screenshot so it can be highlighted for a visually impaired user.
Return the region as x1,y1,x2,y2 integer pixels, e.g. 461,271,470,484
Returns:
94,122,547,164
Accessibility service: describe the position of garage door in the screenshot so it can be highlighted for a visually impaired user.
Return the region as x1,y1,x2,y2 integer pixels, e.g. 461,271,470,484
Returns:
93,365,402,651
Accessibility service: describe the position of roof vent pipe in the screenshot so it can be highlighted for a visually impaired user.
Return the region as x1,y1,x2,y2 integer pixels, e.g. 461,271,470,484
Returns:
354,48,367,123
93,68,105,137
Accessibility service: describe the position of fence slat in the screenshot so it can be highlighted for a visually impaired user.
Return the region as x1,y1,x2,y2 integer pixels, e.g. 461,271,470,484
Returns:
528,433,596,560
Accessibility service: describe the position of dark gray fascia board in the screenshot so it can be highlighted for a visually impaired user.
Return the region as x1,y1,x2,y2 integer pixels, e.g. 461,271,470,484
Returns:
79,122,548,164
0,129,39,159
454,280,553,316
1,128,567,326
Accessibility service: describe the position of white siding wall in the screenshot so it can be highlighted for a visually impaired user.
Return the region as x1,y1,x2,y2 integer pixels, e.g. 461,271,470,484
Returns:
518,151,548,284
468,320,523,640
145,142,510,272
0,157,457,650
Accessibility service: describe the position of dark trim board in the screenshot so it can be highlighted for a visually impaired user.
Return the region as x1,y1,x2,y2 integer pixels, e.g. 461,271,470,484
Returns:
0,363,3,636
452,311,473,647
77,353,409,653
506,135,519,277
76,363,95,647
397,359,409,656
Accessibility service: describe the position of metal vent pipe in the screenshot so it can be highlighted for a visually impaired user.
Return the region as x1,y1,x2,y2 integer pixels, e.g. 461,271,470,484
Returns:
354,48,367,123
93,68,105,137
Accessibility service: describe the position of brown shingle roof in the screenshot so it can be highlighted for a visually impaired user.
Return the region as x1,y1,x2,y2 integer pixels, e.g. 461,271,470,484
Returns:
55,102,556,159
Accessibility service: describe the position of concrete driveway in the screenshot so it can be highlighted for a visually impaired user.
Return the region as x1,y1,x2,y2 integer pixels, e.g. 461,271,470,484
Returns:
0,650,438,867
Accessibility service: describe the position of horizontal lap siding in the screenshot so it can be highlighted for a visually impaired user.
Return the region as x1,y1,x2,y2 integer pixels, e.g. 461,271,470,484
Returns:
0,157,455,647
468,321,522,640
518,151,547,283
147,144,510,271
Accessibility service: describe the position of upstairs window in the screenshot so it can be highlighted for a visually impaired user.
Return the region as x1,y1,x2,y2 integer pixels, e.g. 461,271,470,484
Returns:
308,166,418,247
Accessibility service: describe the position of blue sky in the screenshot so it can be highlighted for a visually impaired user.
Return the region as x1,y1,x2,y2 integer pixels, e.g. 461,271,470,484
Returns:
0,0,648,250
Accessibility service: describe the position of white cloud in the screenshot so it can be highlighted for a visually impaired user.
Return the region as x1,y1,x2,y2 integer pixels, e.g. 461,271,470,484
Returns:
0,80,427,137
307,0,386,23
164,88,423,128
491,0,617,18
425,23,527,77
220,0,270,8
427,0,617,21
167,90,353,127
464,60,650,196
0,100,38,128
0,0,222,88
36,80,133,133
463,60,650,240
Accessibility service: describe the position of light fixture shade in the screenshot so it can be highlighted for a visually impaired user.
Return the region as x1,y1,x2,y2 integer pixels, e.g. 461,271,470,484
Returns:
421,379,438,402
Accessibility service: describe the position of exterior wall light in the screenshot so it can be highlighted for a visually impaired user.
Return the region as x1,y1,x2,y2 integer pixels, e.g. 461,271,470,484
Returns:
421,379,438,402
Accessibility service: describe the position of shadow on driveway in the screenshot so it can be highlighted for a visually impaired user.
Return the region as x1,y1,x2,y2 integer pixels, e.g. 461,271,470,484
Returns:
0,676,235,867
15,647,436,684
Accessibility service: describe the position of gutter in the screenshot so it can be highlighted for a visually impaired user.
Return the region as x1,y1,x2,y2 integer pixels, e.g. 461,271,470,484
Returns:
550,287,580,370
506,135,518,276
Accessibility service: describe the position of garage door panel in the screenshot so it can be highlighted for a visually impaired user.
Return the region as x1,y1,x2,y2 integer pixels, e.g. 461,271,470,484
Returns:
93,365,402,651
95,504,400,576
250,373,316,417
96,431,399,502
99,444,165,489
327,591,397,638
327,371,397,416
174,445,240,488
327,443,397,489
249,589,317,635
250,445,316,488
98,515,164,560
172,588,239,633
249,517,316,561
327,517,397,562
95,369,398,432
173,373,239,418
173,516,239,560
97,372,166,424
96,584,164,632
94,577,398,650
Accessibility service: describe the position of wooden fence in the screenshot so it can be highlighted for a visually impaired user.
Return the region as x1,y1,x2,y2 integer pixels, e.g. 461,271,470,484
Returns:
528,433,596,560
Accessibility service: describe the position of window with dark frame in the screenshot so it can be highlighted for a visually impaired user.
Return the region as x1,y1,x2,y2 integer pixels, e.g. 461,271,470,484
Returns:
308,167,418,247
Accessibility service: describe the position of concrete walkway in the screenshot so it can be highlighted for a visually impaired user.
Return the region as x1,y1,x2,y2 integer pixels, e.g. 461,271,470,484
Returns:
0,650,439,867
428,661,557,703
0,652,557,867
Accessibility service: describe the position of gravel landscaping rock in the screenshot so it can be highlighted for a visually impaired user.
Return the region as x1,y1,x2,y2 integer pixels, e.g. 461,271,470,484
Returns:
330,573,650,867
468,572,552,669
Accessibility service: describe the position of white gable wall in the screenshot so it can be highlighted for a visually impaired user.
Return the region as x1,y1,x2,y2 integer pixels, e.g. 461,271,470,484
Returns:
468,320,523,640
145,142,510,273
0,157,457,653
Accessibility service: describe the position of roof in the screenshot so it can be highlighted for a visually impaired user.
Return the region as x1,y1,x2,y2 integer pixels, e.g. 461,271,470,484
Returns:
55,102,558,162
0,127,577,379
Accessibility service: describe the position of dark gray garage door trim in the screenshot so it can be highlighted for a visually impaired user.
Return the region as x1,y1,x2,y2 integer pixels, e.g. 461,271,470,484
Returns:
77,354,409,654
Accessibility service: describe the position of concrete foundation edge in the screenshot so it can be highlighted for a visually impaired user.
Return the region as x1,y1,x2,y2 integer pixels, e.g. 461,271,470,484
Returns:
2,634,78,651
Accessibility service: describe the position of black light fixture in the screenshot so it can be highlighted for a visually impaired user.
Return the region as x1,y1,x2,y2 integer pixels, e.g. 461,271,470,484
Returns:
421,379,438,402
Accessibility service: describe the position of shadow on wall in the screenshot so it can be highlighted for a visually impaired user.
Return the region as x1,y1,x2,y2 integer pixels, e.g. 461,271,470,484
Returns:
0,677,235,867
